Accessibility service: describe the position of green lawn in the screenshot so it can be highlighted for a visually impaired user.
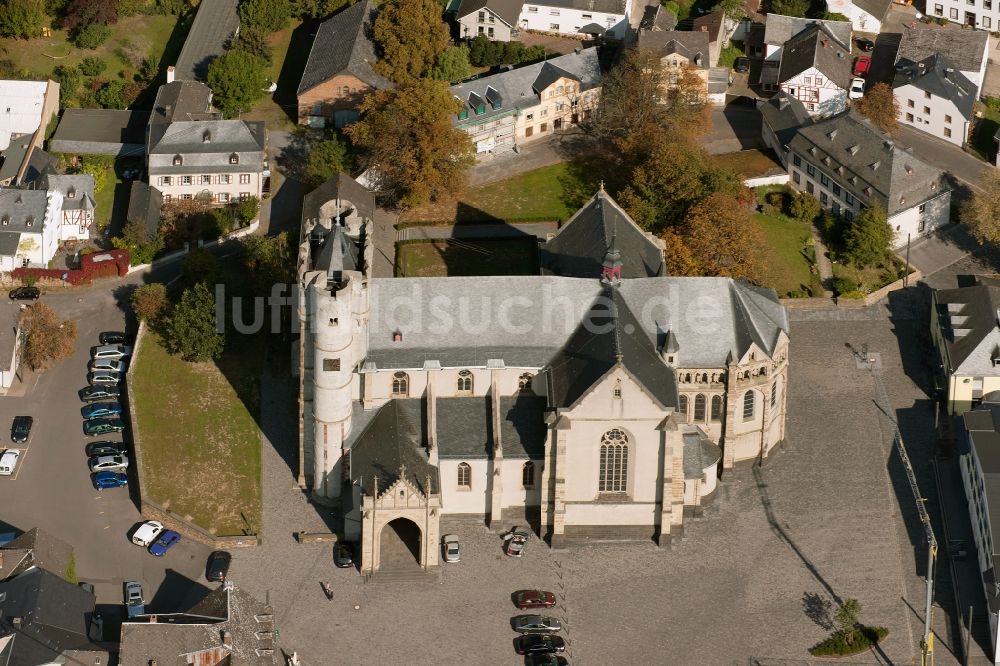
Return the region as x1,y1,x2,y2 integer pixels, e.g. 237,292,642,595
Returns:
718,44,742,69
712,149,784,179
131,332,262,536
754,211,818,297
970,106,1000,162
396,238,539,276
400,162,594,224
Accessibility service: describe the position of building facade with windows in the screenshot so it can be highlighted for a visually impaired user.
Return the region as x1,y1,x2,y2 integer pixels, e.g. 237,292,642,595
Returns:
456,0,631,40
893,54,975,147
39,174,96,242
894,25,989,94
785,110,951,248
928,0,1000,32
296,178,790,573
773,24,852,117
636,30,711,98
0,188,62,270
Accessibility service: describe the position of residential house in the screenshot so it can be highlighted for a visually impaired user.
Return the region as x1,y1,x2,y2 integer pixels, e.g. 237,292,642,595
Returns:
0,188,62,270
637,30,711,99
0,528,74,582
297,0,392,128
773,24,853,116
119,582,278,665
893,54,975,147
0,568,107,665
826,0,892,32
895,25,989,95
0,79,60,187
759,91,812,166
958,391,1000,662
785,109,950,247
39,173,96,242
637,4,678,32
49,108,149,157
460,0,632,41
692,10,727,68
450,47,601,155
931,278,1000,415
456,0,525,40
171,0,239,82
928,0,1000,32
0,133,55,187
758,15,851,90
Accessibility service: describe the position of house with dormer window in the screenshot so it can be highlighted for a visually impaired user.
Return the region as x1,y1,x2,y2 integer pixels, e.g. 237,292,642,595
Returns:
449,48,601,155
893,54,976,147
0,188,62,270
39,173,96,242
455,0,632,42
774,24,852,117
637,30,710,96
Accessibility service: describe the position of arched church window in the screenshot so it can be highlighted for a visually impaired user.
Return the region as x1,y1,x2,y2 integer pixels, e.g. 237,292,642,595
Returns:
678,395,688,420
457,370,473,394
522,461,535,488
518,372,534,393
457,462,471,489
711,395,722,421
694,394,706,421
599,429,628,493
742,390,755,421
392,371,409,397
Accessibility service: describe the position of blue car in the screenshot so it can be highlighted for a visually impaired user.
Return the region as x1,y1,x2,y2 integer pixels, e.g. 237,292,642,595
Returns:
81,401,122,420
92,471,128,489
149,530,181,556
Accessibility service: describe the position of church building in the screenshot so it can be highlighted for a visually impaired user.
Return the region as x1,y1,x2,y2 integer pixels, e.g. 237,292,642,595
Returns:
295,175,790,574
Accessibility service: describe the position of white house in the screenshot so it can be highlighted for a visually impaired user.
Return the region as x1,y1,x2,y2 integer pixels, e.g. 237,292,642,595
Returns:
785,110,951,248
893,54,975,147
457,0,632,41
759,17,852,97
929,0,1000,32
39,174,96,242
0,188,62,271
895,25,989,96
775,24,853,116
825,0,891,32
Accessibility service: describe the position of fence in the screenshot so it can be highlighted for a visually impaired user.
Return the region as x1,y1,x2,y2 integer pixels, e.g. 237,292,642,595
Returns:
744,173,790,188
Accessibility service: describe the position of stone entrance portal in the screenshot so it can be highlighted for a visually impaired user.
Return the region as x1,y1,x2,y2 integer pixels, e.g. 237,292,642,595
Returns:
379,518,422,570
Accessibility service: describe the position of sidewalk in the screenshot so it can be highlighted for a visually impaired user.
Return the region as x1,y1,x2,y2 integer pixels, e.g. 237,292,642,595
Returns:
811,225,835,296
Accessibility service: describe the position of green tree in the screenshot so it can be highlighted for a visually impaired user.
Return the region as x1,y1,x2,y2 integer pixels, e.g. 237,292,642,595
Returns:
373,0,450,83
854,82,899,135
304,135,349,188
345,79,475,207
138,54,160,82
291,0,350,17
834,598,861,645
52,64,81,102
165,282,225,362
78,155,112,193
20,302,78,371
768,0,809,16
233,196,260,225
112,219,164,264
206,50,268,117
963,168,1000,246
78,56,106,75
845,203,892,267
713,0,747,20
789,191,821,222
239,0,289,31
664,192,763,281
428,45,472,83
181,247,221,286
0,0,47,39
235,26,274,64
95,79,127,108
132,283,169,323
73,22,110,49
242,232,294,292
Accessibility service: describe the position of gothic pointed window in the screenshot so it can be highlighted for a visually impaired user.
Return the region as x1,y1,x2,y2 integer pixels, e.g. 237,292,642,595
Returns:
694,394,706,421
392,371,409,397
598,429,628,493
522,461,535,488
711,395,722,421
457,369,473,394
457,462,471,489
678,394,688,420
743,390,755,421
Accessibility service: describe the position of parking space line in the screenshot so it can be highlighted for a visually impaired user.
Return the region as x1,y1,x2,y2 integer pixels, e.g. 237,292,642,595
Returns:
9,447,26,481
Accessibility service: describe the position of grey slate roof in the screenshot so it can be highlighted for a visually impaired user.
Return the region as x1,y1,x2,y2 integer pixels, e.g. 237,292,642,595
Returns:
148,118,265,155
173,0,240,82
541,189,664,279
897,25,989,76
777,23,852,89
788,110,948,216
637,30,710,69
21,147,56,186
638,4,678,30
451,48,601,127
437,397,492,458
853,0,891,20
0,231,19,256
0,133,31,184
763,14,852,50
0,304,18,379
313,225,361,275
49,108,149,157
302,172,376,228
893,54,976,120
348,399,440,495
126,181,163,242
963,395,1000,590
682,429,722,479
150,80,216,125
500,395,547,458
456,0,524,26
41,174,96,212
0,189,49,235
760,91,812,147
1,527,74,582
298,0,392,95
933,282,1000,376
533,0,626,12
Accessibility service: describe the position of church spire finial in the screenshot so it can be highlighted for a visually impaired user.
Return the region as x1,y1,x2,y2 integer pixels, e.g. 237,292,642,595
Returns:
598,180,605,193
601,233,623,286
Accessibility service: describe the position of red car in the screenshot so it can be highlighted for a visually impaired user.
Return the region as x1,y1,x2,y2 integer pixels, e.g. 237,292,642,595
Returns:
514,590,556,610
852,56,871,77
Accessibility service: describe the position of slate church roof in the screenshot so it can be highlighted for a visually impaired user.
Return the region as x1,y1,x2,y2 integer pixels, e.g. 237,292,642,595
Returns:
298,0,393,95
348,399,440,495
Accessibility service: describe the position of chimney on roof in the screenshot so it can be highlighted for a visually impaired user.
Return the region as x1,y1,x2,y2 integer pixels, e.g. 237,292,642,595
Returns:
222,630,233,648
166,66,175,84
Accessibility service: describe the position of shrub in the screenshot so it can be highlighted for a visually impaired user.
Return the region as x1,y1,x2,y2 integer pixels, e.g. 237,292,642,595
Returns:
73,22,111,49
838,290,867,300
986,96,1000,113
79,56,106,76
832,276,859,295
809,626,888,656
233,196,260,226
765,190,787,211
132,282,169,322
789,191,820,222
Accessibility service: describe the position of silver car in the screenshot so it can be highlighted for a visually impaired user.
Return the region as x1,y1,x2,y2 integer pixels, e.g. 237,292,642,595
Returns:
442,534,460,562
91,344,132,361
125,580,144,618
89,454,129,472
512,614,562,634
88,371,121,385
88,358,124,373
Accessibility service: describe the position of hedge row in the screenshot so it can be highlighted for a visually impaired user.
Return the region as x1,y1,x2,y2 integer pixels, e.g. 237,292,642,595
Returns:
12,249,131,286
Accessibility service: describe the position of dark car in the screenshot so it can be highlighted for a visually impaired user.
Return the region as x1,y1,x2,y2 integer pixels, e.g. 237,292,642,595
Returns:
99,331,130,345
84,417,125,437
86,440,127,457
149,530,182,556
10,416,32,444
525,655,568,666
92,471,128,489
80,385,121,402
334,542,354,568
734,56,750,73
856,37,875,52
8,287,39,300
206,550,232,582
514,634,566,655
514,590,556,610
82,402,123,420
513,615,562,634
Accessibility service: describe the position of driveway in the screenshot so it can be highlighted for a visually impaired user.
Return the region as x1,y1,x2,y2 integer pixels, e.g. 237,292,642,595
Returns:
703,104,763,155
894,125,991,191
905,225,980,279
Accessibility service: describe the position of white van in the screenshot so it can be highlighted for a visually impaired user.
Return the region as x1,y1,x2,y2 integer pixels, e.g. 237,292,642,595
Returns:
0,450,19,476
132,520,164,547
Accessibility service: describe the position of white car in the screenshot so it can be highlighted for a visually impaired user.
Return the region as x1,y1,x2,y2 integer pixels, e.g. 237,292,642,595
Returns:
132,520,164,547
849,77,865,100
91,345,133,361
89,358,125,373
0,449,19,476
442,534,460,563
88,454,129,472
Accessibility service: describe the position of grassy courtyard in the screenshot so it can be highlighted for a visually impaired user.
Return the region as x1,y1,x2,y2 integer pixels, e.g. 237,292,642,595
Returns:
396,238,539,276
755,211,819,297
131,331,262,536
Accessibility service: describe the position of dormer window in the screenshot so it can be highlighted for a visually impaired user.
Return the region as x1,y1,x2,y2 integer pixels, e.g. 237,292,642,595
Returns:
229,153,239,164
847,144,859,155
202,129,211,142
25,215,33,227
1,215,8,226
67,187,75,198
869,161,880,170
827,130,837,141
173,155,182,166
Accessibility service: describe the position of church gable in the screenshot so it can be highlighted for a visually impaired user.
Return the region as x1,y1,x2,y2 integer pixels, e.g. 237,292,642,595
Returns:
569,366,668,420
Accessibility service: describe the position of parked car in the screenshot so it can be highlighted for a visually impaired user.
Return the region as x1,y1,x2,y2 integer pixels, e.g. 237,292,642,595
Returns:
86,440,127,457
82,402,123,420
206,550,232,582
852,55,871,77
8,286,39,300
93,471,128,489
856,37,875,52
91,345,132,361
0,450,20,476
149,530,181,556
334,542,354,568
87,371,121,386
89,358,124,373
125,581,144,618
514,590,556,610
79,385,120,402
506,529,530,557
89,454,128,472
734,56,750,73
99,331,130,345
849,77,865,100
514,634,566,655
525,655,568,666
132,520,164,547
442,534,460,563
513,615,562,634
84,417,125,436
10,416,32,443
